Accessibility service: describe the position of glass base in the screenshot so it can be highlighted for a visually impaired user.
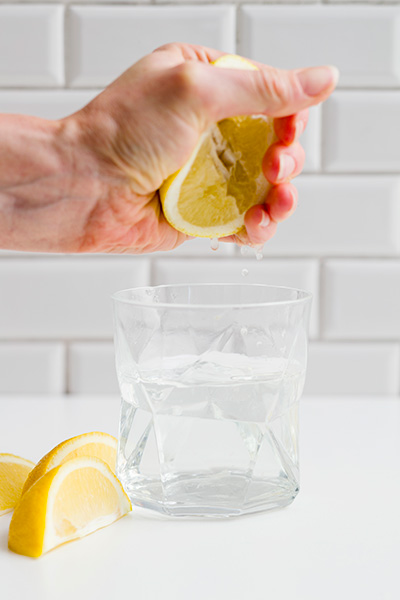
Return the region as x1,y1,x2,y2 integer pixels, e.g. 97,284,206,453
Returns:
120,470,299,518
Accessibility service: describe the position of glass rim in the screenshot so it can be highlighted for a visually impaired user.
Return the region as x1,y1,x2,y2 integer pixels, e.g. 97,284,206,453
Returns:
112,283,312,310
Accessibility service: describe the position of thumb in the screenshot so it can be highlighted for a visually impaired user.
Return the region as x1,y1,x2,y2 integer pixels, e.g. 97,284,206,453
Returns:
196,63,339,121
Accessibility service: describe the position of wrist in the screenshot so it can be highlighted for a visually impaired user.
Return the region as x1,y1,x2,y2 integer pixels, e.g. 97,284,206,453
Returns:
0,113,102,253
0,115,63,250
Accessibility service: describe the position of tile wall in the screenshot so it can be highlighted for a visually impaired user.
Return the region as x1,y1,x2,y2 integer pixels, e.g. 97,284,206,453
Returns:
1,2,400,396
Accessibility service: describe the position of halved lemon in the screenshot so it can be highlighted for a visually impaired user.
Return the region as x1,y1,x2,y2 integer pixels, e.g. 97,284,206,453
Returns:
9,456,131,557
0,454,35,516
160,54,276,238
22,432,117,496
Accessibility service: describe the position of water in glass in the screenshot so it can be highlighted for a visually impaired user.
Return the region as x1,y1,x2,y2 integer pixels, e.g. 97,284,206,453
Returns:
117,350,305,517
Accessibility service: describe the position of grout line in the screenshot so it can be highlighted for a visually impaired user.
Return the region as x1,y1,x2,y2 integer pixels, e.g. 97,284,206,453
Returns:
2,254,400,260
297,173,400,178
235,3,240,54
308,340,400,346
5,85,400,92
2,337,400,344
319,101,325,172
0,253,152,259
64,341,70,394
396,342,400,397
318,259,325,341
317,171,400,176
0,338,114,343
5,2,400,8
7,1,400,3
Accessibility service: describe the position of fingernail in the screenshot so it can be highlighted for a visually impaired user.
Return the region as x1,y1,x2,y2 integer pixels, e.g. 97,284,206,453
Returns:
277,154,296,181
259,211,270,228
297,65,339,97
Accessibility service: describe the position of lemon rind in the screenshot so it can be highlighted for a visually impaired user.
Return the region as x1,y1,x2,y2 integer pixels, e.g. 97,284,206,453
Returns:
0,454,35,515
9,456,131,557
160,55,272,238
22,431,117,496
160,128,269,238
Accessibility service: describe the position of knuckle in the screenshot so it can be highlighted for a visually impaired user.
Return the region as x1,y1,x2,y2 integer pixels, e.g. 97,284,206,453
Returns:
256,68,302,109
156,62,207,127
168,63,206,112
172,62,200,94
152,42,179,54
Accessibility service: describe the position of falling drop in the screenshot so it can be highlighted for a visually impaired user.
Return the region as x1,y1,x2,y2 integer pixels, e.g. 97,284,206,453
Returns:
240,245,249,257
256,341,263,348
241,327,248,336
210,238,219,251
241,268,249,277
255,246,264,261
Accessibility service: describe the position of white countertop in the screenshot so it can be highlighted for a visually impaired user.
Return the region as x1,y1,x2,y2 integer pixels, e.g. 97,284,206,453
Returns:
0,395,399,600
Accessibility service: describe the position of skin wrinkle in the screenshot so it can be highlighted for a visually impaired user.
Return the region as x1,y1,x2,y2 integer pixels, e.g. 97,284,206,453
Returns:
0,177,45,193
97,68,204,195
0,44,337,254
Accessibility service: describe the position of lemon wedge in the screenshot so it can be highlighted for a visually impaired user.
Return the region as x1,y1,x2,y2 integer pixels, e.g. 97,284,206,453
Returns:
22,432,117,496
0,454,35,516
160,54,276,238
9,456,131,557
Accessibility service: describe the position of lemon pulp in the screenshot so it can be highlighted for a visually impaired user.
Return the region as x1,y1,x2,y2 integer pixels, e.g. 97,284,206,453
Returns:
160,54,276,238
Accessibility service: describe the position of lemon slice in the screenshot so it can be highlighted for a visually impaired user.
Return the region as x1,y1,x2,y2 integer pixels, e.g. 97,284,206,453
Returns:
22,432,117,496
0,454,35,516
9,456,131,557
160,54,276,238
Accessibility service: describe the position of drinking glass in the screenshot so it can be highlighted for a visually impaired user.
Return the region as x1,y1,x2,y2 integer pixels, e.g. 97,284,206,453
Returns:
113,283,311,518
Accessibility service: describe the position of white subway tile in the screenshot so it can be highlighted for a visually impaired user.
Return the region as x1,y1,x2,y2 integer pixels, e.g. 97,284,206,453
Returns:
0,90,99,120
68,342,118,394
240,6,400,88
323,260,400,339
0,257,150,339
305,342,399,396
0,6,64,87
69,6,235,87
0,342,65,394
323,92,400,173
152,258,319,337
264,176,400,257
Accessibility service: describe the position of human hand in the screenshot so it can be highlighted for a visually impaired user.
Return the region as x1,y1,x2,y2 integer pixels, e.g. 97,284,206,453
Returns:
65,43,338,253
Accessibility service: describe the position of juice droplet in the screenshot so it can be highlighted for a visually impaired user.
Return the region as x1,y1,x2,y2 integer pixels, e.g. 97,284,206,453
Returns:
210,238,219,251
255,245,264,261
240,327,248,336
240,245,249,257
241,268,249,277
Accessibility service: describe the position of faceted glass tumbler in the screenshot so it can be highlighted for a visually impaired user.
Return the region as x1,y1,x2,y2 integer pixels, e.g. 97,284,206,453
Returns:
113,284,312,518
